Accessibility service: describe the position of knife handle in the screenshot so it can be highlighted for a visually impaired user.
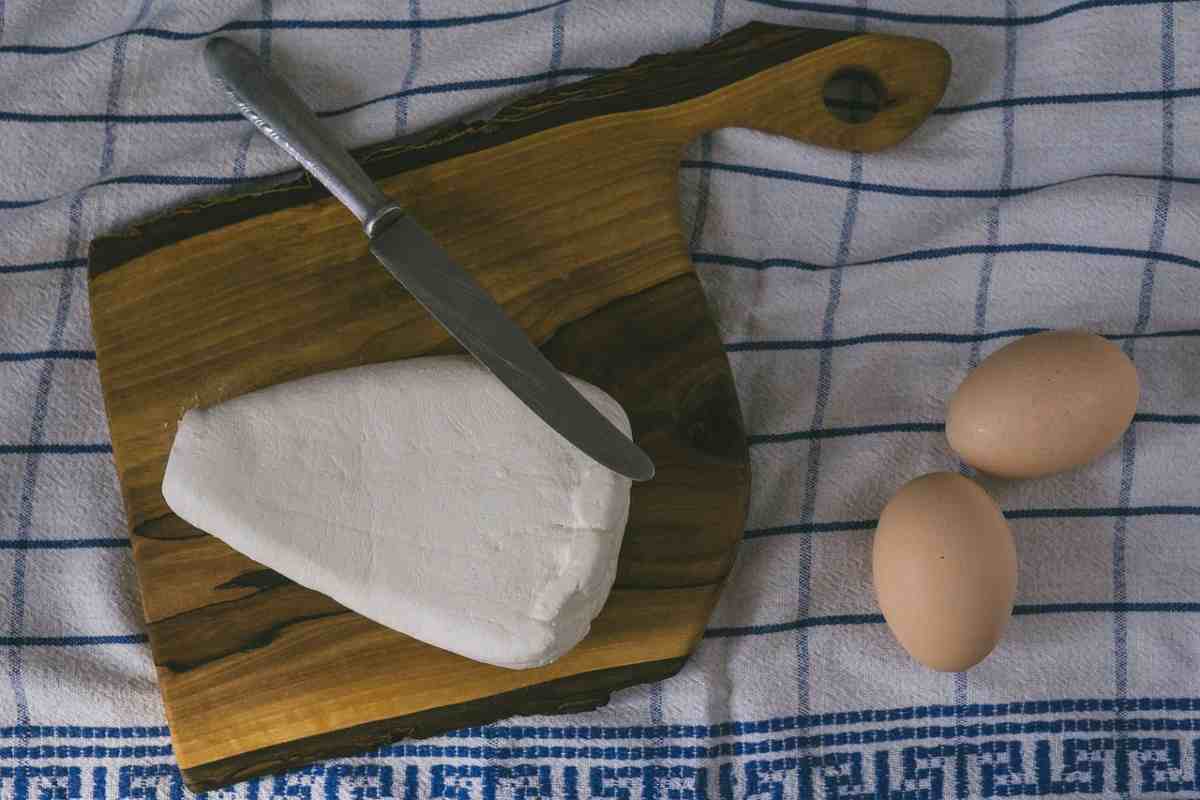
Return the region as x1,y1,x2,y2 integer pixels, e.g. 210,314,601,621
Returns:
204,37,403,237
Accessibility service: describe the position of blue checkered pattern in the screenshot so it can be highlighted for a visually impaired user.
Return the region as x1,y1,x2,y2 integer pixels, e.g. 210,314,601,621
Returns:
1,1,1198,797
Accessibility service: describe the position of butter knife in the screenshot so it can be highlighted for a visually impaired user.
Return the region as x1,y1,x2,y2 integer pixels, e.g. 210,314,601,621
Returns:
204,36,654,481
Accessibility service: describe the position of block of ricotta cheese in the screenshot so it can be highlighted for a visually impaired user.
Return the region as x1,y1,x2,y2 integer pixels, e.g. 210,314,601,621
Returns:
161,355,633,669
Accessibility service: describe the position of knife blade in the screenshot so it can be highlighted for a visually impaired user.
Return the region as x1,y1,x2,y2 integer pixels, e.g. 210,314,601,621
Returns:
203,36,654,481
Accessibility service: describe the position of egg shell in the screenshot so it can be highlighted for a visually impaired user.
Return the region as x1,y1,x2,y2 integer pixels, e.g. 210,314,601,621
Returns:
946,330,1139,478
873,472,1016,672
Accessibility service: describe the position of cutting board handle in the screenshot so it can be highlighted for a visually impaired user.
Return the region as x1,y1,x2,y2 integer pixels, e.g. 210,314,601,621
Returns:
363,23,950,179
93,24,949,272
675,23,951,152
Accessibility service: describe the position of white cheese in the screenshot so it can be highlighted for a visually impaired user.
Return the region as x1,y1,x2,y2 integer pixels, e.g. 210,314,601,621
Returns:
161,355,633,669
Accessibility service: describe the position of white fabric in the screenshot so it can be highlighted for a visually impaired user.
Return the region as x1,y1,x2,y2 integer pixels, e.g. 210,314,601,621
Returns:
1,1,1197,798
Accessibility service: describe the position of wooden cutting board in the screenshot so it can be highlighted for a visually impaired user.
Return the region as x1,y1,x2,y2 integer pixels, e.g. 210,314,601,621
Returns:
87,23,949,792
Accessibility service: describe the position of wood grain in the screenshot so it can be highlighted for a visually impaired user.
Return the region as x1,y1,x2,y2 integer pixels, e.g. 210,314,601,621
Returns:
88,23,949,791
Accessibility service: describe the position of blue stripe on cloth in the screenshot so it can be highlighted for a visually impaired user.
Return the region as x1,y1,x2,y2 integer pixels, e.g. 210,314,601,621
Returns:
14,158,1185,211
953,669,968,716
745,519,877,538
0,539,128,550
749,422,943,445
0,174,258,211
257,2,273,68
2,705,1200,748
745,0,1182,25
937,85,1199,115
190,3,573,31
679,160,1200,199
402,766,418,800
0,178,238,210
688,141,717,257
94,761,108,796
793,129,863,717
1113,3,1177,771
342,716,1200,758
8,204,82,729
726,326,1200,352
0,745,173,759
10,718,1200,762
430,719,1200,760
0,635,147,646
799,0,867,716
1133,413,1200,423
1,78,1193,130
694,242,1200,272
94,173,251,186
0,726,170,738
747,413,1195,446
129,0,155,32
452,698,1200,738
0,444,112,455
746,505,1200,540
1009,505,1200,519
394,0,423,137
0,68,604,126
2,697,1200,741
955,0,1016,734
717,613,883,637
0,350,94,363
967,2,1018,371
546,2,566,90
0,1,570,54
97,38,131,177
396,698,1200,738
708,603,1200,639
0,259,86,275
729,328,1047,351
231,0,273,180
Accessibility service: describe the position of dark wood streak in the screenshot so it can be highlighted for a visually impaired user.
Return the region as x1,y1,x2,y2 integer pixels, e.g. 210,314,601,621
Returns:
87,22,949,792
151,582,349,673
217,568,290,592
135,513,205,541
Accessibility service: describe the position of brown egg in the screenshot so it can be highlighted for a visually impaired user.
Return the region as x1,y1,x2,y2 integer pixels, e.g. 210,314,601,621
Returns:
873,472,1016,671
946,330,1139,478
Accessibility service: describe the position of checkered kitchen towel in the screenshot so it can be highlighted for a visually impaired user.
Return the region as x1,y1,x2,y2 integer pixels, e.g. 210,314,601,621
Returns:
2,1,1198,798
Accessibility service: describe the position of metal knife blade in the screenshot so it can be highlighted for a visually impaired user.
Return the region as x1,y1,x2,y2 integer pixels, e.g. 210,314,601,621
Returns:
204,36,654,481
370,216,654,481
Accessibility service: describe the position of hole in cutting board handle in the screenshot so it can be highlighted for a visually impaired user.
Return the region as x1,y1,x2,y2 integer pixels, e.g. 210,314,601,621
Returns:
822,68,886,124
